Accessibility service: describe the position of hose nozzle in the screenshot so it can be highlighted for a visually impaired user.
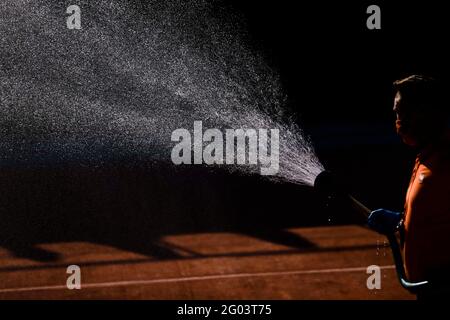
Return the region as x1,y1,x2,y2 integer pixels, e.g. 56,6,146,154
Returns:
314,170,371,218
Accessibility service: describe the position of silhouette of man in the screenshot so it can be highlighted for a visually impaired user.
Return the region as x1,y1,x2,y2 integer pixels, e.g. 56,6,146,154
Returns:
368,75,450,298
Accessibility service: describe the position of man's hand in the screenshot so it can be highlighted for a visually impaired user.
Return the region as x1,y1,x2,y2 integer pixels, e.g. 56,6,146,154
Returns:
367,209,403,235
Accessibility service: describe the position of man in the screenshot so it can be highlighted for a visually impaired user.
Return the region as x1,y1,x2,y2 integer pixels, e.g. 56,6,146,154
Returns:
368,75,450,296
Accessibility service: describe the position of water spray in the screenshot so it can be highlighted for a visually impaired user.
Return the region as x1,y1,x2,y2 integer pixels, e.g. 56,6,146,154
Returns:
0,0,323,186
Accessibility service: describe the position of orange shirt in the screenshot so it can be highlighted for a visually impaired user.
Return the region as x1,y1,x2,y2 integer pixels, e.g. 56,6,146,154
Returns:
403,133,450,282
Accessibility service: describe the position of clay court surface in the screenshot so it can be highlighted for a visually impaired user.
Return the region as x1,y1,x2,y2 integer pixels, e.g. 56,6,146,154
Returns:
0,225,414,299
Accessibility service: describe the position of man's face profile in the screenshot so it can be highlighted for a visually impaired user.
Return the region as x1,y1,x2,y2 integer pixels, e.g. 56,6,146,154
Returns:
393,88,443,148
394,91,421,147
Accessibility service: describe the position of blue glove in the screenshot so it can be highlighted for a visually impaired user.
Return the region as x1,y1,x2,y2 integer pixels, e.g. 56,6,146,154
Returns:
367,209,403,235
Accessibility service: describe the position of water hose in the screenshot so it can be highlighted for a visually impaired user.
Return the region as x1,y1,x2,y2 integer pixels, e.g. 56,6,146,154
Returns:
313,170,429,293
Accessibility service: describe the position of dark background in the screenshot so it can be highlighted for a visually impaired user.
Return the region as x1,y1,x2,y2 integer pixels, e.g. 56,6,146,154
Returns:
231,0,449,124
2,1,448,261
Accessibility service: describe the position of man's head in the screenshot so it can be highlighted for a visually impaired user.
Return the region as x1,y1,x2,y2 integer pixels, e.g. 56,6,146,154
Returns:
393,75,448,148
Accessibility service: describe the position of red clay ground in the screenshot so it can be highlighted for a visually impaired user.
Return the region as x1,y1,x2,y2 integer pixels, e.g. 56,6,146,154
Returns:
0,225,414,299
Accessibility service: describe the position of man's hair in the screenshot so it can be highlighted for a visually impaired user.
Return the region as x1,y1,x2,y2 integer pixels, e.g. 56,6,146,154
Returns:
393,75,445,115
